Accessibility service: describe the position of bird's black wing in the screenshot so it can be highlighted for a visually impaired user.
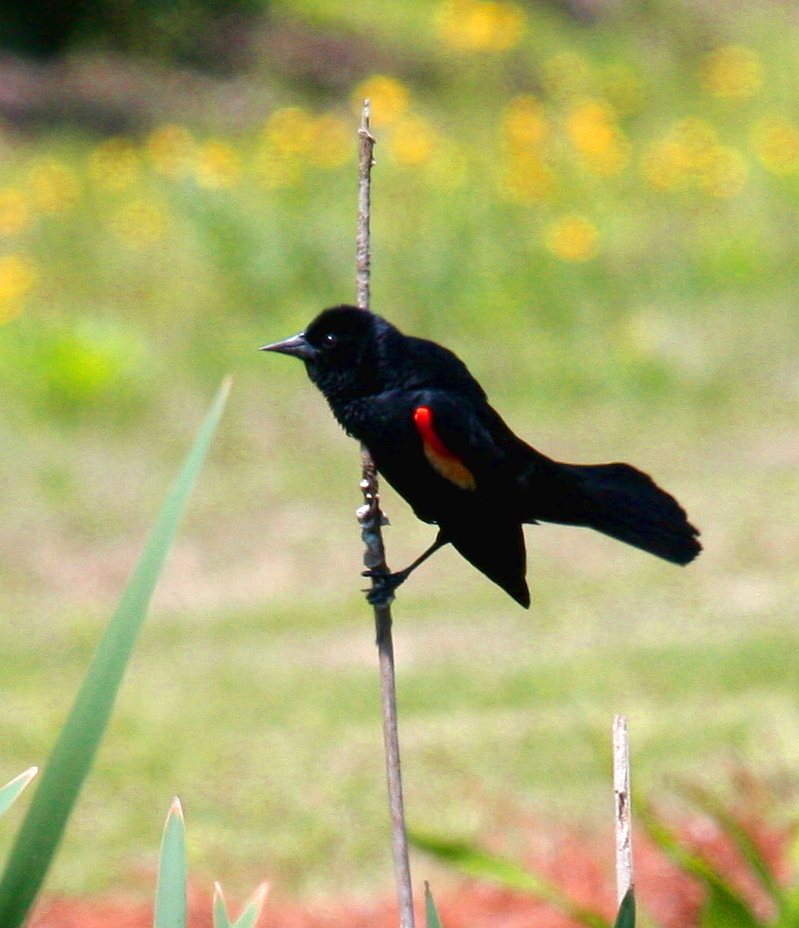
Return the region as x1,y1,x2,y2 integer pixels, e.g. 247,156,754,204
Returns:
406,390,531,607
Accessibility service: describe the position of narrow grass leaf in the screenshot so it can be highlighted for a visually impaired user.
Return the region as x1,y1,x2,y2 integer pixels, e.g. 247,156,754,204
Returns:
680,783,781,903
214,881,269,928
154,798,187,928
0,769,38,821
213,885,233,928
234,883,269,928
613,887,635,928
411,832,610,928
640,806,759,928
0,379,230,928
779,824,799,928
780,897,799,928
700,886,761,928
425,882,443,928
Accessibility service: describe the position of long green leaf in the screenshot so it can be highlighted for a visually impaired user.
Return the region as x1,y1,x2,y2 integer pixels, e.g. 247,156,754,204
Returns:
154,798,187,928
778,822,799,928
680,783,781,904
700,885,761,928
613,887,635,928
214,882,269,928
0,379,230,928
425,882,444,928
640,807,759,928
0,768,38,821
213,885,234,928
213,887,233,928
411,833,611,928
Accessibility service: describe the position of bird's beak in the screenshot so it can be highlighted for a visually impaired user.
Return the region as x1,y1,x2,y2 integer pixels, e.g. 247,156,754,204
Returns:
259,331,317,362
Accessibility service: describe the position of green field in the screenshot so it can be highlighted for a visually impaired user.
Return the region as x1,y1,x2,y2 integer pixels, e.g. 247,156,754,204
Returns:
1,0,799,903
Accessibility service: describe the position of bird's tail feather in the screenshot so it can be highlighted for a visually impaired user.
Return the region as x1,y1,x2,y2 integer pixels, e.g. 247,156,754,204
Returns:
548,462,701,565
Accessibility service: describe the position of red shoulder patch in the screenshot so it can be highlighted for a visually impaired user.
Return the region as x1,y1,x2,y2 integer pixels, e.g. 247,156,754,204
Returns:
413,406,476,491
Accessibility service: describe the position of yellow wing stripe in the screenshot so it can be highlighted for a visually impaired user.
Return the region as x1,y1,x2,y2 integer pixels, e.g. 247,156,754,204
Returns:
414,406,477,491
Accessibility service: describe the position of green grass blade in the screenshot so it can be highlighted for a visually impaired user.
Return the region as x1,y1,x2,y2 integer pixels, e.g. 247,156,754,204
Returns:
154,798,187,928
680,783,782,904
699,886,761,928
213,884,234,928
0,379,230,928
425,881,444,928
214,882,269,928
613,887,635,928
0,768,38,821
411,832,611,928
777,823,799,927
640,806,759,928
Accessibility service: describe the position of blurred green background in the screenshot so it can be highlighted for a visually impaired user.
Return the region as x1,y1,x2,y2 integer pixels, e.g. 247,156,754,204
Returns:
1,0,799,905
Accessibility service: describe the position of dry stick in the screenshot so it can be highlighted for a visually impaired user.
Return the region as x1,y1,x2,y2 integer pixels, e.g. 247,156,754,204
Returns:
355,100,416,928
613,714,634,906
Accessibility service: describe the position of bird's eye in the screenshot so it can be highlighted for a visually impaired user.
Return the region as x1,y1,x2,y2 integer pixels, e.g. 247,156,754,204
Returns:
321,333,338,350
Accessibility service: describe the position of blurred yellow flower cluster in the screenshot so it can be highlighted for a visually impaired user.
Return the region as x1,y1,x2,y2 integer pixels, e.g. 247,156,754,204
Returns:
354,76,437,166
643,119,747,198
436,0,526,52
2,24,798,320
500,96,554,203
752,116,799,175
256,107,351,186
0,254,36,322
146,124,195,179
545,215,598,262
0,188,32,236
566,100,628,176
702,45,762,100
196,140,241,189
29,159,80,213
0,158,81,319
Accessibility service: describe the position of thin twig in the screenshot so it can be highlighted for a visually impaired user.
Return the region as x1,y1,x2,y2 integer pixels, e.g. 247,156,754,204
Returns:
354,99,416,928
356,101,374,312
613,714,634,906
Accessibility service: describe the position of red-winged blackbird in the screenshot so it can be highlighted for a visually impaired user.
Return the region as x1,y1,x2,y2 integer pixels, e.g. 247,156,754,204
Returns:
262,305,701,607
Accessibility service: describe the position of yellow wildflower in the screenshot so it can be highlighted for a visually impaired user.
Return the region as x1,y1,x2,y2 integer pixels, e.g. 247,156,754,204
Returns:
311,114,352,168
89,137,141,191
29,160,80,214
501,155,554,204
195,140,240,189
0,189,32,236
702,45,762,100
436,0,525,52
146,124,195,178
352,77,410,127
262,107,318,157
566,100,628,176
700,146,747,197
752,116,799,175
388,116,437,166
642,119,737,192
545,215,598,261
0,253,36,321
502,96,549,148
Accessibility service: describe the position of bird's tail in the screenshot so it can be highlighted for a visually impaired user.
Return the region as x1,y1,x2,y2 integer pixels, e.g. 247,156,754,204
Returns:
544,461,701,565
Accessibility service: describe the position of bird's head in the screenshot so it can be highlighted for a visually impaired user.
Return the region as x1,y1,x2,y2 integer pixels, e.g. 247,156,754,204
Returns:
261,305,386,401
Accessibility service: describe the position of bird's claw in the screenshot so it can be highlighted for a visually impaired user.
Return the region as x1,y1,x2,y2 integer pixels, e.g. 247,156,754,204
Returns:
361,569,401,607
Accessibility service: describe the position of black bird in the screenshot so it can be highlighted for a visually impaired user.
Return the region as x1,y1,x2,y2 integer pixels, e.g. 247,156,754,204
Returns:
262,305,701,607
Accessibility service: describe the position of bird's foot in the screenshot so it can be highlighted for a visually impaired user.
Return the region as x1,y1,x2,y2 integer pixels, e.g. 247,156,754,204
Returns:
361,568,407,607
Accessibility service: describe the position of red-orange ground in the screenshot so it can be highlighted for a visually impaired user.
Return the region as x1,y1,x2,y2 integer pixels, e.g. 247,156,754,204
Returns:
29,815,788,928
